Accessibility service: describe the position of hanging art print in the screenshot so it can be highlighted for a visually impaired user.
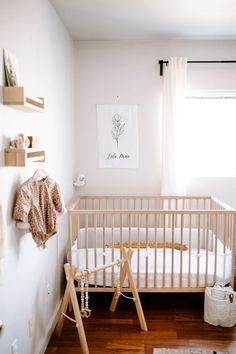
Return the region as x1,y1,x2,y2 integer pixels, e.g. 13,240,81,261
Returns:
97,105,139,168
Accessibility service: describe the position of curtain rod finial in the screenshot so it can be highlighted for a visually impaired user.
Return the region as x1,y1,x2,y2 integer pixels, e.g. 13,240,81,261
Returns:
159,60,164,76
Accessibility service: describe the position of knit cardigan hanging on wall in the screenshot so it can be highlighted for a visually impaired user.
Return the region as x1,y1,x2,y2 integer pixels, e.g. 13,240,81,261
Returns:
13,175,64,248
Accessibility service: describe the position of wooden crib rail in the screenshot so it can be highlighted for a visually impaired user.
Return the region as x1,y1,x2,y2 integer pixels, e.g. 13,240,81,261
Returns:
69,209,235,215
210,196,235,211
69,195,214,212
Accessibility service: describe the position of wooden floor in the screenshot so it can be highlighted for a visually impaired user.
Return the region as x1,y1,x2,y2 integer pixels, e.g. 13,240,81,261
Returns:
45,292,236,354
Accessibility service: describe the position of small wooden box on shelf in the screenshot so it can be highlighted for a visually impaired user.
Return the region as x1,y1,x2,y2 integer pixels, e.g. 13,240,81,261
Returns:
3,86,44,112
4,148,45,167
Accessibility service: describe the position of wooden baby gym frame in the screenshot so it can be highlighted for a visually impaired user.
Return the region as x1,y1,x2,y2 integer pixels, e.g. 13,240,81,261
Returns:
55,247,148,354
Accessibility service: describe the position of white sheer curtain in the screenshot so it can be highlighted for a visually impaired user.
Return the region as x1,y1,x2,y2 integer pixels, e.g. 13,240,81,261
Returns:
161,57,187,195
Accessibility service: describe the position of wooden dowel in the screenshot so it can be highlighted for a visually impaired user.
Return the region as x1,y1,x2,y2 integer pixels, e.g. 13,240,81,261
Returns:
75,259,123,280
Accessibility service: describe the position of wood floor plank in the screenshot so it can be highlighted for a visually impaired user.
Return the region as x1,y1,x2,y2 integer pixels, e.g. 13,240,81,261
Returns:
45,292,236,354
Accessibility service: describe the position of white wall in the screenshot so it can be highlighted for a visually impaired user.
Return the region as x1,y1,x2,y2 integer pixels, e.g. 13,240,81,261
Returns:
1,13,236,352
0,1,75,353
75,40,236,207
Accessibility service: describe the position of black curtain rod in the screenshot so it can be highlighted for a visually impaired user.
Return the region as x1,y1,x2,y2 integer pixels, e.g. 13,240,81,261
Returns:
158,59,236,76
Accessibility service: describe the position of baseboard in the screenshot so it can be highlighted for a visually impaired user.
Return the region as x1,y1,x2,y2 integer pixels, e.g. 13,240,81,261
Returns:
38,301,62,354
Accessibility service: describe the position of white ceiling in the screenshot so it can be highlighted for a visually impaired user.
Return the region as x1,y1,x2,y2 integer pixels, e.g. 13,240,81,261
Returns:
50,0,236,41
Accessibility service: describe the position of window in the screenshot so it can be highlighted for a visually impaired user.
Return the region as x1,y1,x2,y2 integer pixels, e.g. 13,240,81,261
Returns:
180,91,236,178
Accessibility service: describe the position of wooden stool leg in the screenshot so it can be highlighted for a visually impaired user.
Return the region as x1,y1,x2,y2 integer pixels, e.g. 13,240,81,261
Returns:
64,263,89,354
110,248,133,312
55,265,77,336
110,248,148,331
122,247,148,331
55,281,70,336
56,263,89,354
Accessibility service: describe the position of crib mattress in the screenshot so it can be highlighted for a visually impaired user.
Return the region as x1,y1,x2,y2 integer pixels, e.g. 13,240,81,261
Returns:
71,246,232,289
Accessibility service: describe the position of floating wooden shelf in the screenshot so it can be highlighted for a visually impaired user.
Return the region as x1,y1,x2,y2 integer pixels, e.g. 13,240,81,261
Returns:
3,86,44,112
4,148,45,166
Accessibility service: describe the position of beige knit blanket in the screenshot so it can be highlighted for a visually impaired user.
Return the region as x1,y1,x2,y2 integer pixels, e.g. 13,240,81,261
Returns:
105,242,188,251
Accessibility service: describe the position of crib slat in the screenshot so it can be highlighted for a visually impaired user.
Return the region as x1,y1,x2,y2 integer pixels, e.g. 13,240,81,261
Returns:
145,214,149,289
94,214,98,288
231,214,236,288
188,214,192,288
224,213,227,254
98,199,101,227
137,213,140,289
127,213,132,289
163,214,166,288
204,214,208,287
68,212,73,265
103,214,106,288
175,199,178,228
154,213,157,288
196,214,201,288
128,213,131,245
111,214,115,288
228,214,232,251
171,214,175,288
119,213,123,284
168,200,171,228
223,214,227,280
141,199,143,227
213,214,218,284
85,215,89,270
77,214,80,272
180,214,183,288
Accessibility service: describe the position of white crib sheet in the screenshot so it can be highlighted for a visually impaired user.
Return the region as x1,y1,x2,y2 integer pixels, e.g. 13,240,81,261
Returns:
71,245,232,289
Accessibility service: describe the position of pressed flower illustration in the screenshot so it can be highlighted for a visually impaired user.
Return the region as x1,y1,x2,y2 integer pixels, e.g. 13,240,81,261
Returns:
111,113,125,149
